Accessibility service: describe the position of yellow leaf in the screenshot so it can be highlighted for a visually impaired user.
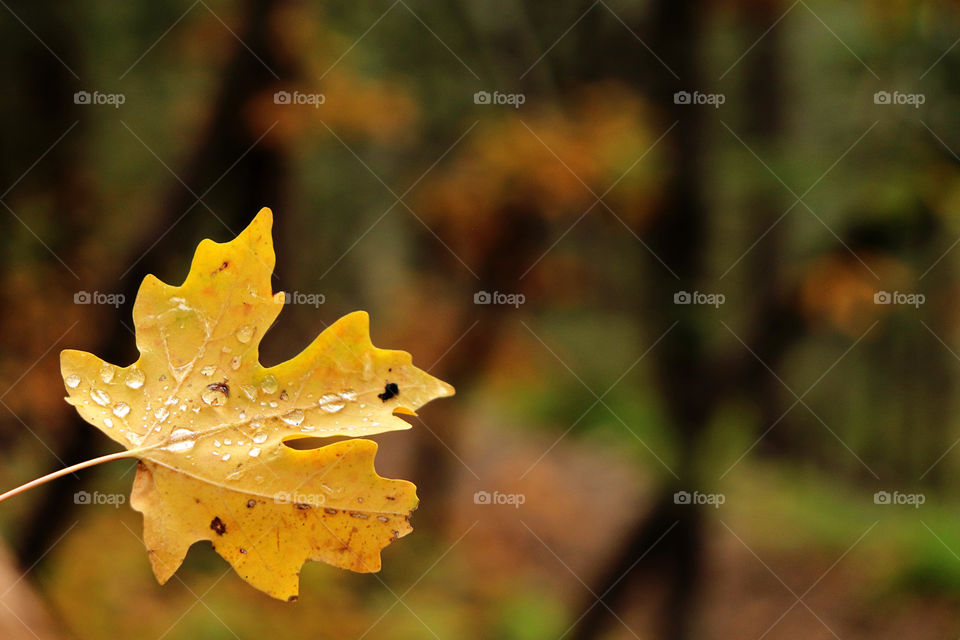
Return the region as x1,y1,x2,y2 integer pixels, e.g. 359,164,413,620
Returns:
60,207,453,600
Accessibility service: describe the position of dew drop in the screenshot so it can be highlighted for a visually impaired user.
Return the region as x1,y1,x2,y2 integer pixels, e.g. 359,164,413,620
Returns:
214,440,221,447
201,387,227,406
90,389,110,406
224,438,232,445
240,385,258,401
65,374,81,389
318,393,345,413
125,432,145,446
165,428,197,452
221,454,231,461
252,431,268,444
339,389,358,402
281,410,304,427
235,325,255,344
200,365,217,377
248,447,261,457
126,367,145,389
230,356,242,371
99,364,115,384
112,402,130,418
260,375,278,395
103,417,113,428
300,425,315,432
155,407,170,422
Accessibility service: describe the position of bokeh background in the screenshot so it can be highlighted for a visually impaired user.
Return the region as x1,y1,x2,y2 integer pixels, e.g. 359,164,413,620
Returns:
1,1,959,638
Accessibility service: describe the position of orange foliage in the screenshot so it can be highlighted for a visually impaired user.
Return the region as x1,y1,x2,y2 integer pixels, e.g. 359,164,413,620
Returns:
414,83,666,265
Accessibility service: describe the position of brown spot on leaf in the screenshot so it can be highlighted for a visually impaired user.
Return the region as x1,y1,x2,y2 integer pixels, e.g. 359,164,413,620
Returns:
378,382,399,401
210,516,227,535
213,261,229,274
294,503,312,510
287,595,299,602
247,499,256,508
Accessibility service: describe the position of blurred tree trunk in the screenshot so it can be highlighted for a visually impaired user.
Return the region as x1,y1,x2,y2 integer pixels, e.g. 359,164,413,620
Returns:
572,2,709,639
408,207,548,531
16,0,292,568
572,1,799,638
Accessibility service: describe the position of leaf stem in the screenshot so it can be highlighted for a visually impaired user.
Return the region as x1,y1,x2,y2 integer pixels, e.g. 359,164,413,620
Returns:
0,448,146,505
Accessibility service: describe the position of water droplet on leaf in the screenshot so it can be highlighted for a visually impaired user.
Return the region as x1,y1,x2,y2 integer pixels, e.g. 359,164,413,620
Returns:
260,375,278,394
235,325,255,344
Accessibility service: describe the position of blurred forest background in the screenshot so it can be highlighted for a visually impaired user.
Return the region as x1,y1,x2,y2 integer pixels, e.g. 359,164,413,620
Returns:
1,0,960,638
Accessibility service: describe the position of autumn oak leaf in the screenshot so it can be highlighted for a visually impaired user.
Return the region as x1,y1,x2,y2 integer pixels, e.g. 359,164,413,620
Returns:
59,207,454,600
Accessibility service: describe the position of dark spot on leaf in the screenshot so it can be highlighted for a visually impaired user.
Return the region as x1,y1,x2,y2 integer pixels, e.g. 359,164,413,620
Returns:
247,499,256,508
294,503,312,510
324,508,337,514
207,382,229,397
385,495,396,501
210,516,226,535
213,261,229,274
378,382,399,402
280,390,288,401
287,595,299,602
239,547,247,554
